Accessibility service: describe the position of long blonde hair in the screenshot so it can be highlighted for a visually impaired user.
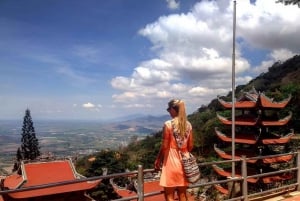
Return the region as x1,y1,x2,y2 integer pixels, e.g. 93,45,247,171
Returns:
169,99,187,137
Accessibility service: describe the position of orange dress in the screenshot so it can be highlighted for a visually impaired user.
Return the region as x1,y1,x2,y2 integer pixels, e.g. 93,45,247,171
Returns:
159,119,192,187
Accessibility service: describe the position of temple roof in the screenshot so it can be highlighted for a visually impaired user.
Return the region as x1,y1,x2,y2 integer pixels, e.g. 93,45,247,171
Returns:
112,180,164,201
112,180,195,201
215,127,294,145
214,145,294,164
218,88,291,109
216,112,292,126
215,127,258,144
212,165,258,183
3,159,101,199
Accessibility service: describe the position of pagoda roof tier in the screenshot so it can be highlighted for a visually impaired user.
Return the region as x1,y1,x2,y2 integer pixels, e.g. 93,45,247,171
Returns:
215,127,294,145
214,145,258,163
215,127,258,144
216,114,259,126
260,93,292,109
262,153,293,164
262,173,293,184
218,88,291,110
262,131,294,144
212,165,259,183
213,165,293,185
214,145,294,164
3,159,101,199
217,89,259,109
217,97,257,109
216,112,292,126
214,184,229,195
261,112,292,126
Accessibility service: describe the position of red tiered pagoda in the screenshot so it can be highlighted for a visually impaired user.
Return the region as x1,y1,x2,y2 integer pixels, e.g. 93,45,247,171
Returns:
214,88,294,195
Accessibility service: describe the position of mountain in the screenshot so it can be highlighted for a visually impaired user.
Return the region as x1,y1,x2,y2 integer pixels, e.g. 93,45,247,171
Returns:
188,55,300,153
198,55,300,113
102,115,169,133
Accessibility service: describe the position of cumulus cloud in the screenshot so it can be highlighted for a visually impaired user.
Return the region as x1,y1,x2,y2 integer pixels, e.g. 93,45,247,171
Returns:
111,0,300,114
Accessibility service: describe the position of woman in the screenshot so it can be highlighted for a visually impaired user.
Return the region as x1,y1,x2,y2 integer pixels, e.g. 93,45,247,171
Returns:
155,99,193,201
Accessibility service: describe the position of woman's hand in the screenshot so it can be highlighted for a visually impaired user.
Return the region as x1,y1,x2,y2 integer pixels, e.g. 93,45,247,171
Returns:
154,158,161,170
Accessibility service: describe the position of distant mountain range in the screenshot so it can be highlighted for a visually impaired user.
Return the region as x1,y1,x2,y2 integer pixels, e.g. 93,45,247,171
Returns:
101,114,169,133
0,114,170,136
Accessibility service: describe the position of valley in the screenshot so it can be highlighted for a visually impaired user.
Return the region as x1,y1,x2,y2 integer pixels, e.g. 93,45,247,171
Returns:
0,115,168,174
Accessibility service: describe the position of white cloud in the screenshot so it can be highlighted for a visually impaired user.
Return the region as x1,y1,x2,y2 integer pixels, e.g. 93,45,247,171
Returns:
111,0,300,114
111,76,132,90
166,0,180,10
82,102,95,108
237,0,300,52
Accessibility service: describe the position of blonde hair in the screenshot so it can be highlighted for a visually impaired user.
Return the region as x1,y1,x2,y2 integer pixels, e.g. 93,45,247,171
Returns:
169,99,187,137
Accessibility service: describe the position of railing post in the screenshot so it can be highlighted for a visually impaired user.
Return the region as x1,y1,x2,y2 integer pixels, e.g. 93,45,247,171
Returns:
297,150,300,191
241,156,248,201
137,165,144,201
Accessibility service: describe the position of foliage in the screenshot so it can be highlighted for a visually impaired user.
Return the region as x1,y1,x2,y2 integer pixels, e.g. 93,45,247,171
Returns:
84,149,129,176
121,131,162,169
87,180,120,201
276,0,300,6
280,83,300,131
16,109,41,161
77,149,129,200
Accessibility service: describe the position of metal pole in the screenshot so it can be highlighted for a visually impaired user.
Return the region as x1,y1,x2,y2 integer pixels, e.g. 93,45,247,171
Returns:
241,155,248,201
137,165,144,201
231,0,237,178
297,150,300,191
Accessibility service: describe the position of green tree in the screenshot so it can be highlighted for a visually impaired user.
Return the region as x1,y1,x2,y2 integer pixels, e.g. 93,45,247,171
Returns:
18,109,41,161
83,150,127,200
276,0,300,6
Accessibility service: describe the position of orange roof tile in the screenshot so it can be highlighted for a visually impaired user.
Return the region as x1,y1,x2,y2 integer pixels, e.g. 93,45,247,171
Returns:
3,174,24,189
143,180,164,201
23,160,77,186
4,159,101,199
114,180,195,201
113,180,164,201
7,180,101,199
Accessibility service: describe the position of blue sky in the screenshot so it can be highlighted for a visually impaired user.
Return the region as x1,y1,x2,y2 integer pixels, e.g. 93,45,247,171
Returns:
0,0,299,120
